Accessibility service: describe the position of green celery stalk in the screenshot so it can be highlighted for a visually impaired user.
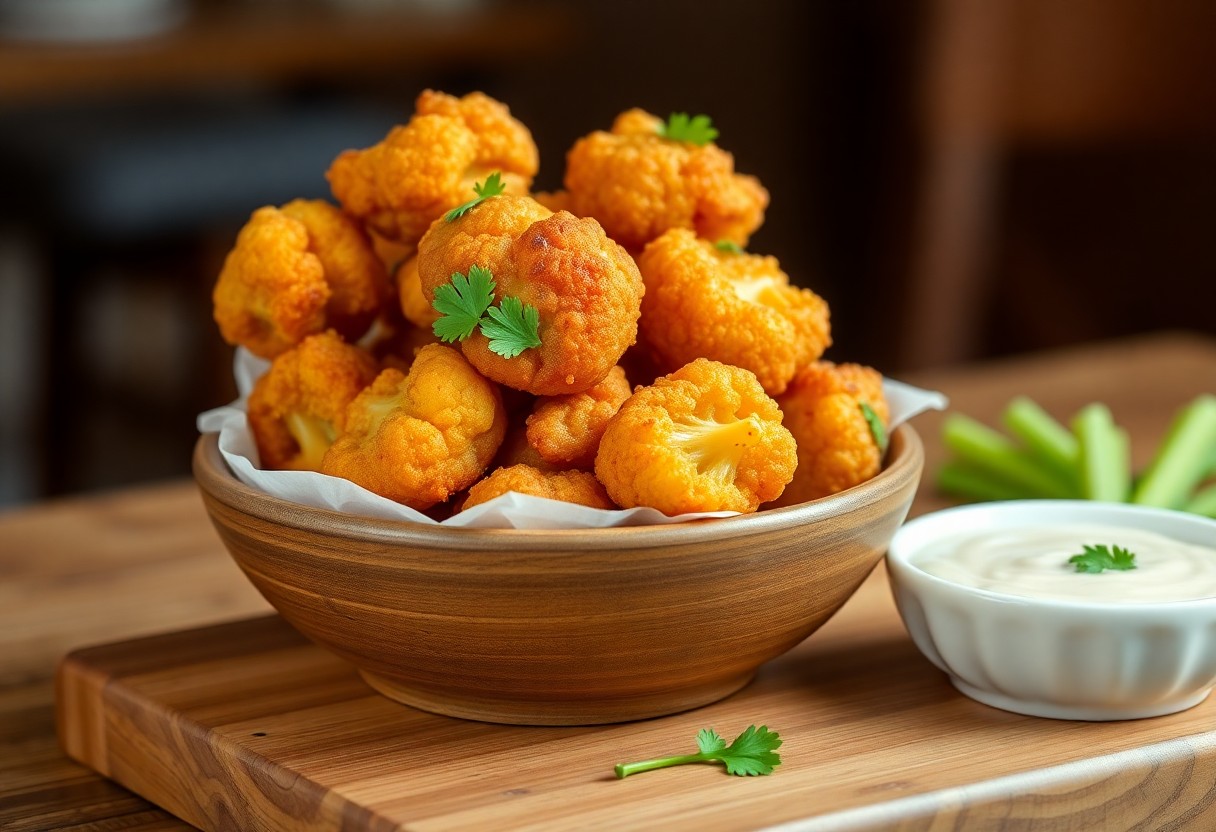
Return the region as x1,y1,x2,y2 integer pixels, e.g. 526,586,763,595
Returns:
1072,404,1131,502
1185,484,1216,518
1132,395,1216,509
941,414,1074,498
937,460,1035,502
1002,396,1080,486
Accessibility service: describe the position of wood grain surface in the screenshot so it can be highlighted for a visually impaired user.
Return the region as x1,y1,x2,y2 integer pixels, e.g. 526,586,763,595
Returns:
3,332,1216,830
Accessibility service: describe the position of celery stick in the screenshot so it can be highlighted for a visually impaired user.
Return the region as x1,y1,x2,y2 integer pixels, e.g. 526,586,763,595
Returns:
1072,404,1131,502
937,461,1033,502
1002,396,1079,485
1185,484,1216,518
942,414,1074,498
1132,395,1216,509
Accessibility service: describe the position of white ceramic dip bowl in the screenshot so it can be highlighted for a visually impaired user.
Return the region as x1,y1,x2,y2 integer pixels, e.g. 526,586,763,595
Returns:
887,500,1216,721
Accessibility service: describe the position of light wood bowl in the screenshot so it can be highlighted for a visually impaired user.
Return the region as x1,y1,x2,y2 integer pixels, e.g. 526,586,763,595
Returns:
193,425,923,725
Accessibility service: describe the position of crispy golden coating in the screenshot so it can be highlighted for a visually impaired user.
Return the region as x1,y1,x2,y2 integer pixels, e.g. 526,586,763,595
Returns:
494,424,557,471
395,255,439,330
637,229,830,395
563,109,769,251
327,90,539,247
247,331,379,471
213,200,389,359
595,359,796,515
418,195,644,396
772,361,889,506
463,464,616,510
525,365,631,469
320,344,506,509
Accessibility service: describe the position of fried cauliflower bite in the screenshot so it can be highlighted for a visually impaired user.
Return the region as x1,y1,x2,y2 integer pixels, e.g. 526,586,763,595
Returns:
326,90,539,247
525,365,631,469
563,108,769,251
418,195,644,396
637,229,831,395
213,200,389,359
394,255,439,329
771,361,890,507
595,359,796,515
320,344,506,508
463,465,616,510
246,331,379,471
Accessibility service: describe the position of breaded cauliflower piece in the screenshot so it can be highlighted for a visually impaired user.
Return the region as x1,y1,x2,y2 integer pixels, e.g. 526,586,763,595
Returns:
213,199,389,359
327,90,538,247
525,365,631,469
463,464,615,510
395,255,439,329
320,344,507,508
637,229,831,395
772,361,889,506
563,108,769,251
595,359,796,514
418,195,644,396
247,331,379,471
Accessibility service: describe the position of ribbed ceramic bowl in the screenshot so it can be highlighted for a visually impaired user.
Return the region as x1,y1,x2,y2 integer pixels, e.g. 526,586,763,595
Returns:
888,500,1216,721
193,424,922,725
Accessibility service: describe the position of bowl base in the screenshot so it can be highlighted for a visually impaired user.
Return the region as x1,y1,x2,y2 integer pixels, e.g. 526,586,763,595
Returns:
950,677,1213,722
359,670,757,726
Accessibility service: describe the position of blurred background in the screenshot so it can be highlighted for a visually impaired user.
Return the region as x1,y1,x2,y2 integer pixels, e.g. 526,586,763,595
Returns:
1,0,1214,506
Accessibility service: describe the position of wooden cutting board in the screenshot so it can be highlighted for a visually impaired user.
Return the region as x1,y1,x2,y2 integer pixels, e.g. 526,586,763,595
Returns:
56,566,1216,831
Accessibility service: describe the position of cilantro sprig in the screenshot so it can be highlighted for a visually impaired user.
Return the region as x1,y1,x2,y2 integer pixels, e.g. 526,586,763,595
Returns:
614,725,782,779
431,265,542,358
444,172,506,222
1068,544,1137,574
657,113,719,146
714,239,745,255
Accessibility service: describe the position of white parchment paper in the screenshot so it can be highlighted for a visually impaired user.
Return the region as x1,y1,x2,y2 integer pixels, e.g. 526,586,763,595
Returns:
197,350,947,528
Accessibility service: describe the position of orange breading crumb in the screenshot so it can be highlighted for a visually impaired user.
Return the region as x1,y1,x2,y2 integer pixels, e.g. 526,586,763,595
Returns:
525,365,631,469
246,331,379,471
320,344,506,509
772,361,889,506
637,229,830,395
417,195,644,396
595,359,796,514
563,108,768,251
463,464,616,510
327,90,538,247
213,200,388,359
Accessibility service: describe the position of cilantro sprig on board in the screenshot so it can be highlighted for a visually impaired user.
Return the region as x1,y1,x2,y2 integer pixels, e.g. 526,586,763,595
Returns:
614,725,783,779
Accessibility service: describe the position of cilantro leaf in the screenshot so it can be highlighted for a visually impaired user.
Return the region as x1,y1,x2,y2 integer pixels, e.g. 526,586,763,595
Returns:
480,295,541,358
614,725,783,779
1068,544,1138,574
714,239,745,255
444,172,506,222
658,113,719,146
431,265,496,343
860,402,889,456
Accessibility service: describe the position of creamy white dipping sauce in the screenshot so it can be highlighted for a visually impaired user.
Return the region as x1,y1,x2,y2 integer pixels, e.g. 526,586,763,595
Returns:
913,524,1216,603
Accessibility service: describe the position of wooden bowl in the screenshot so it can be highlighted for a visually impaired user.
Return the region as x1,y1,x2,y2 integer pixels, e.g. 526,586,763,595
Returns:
193,424,923,725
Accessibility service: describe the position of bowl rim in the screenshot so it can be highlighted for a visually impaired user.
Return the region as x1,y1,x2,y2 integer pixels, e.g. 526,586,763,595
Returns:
193,422,923,551
887,499,1216,611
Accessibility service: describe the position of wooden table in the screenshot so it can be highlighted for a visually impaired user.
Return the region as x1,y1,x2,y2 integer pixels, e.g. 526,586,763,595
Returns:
2,331,1214,831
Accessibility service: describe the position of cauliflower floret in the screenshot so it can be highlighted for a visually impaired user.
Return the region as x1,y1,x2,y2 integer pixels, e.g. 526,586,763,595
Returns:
327,90,538,247
418,195,644,396
563,108,769,251
213,200,389,359
525,365,631,469
637,229,830,395
595,358,796,514
395,255,439,330
463,464,615,510
320,344,506,508
247,331,379,471
771,361,889,506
